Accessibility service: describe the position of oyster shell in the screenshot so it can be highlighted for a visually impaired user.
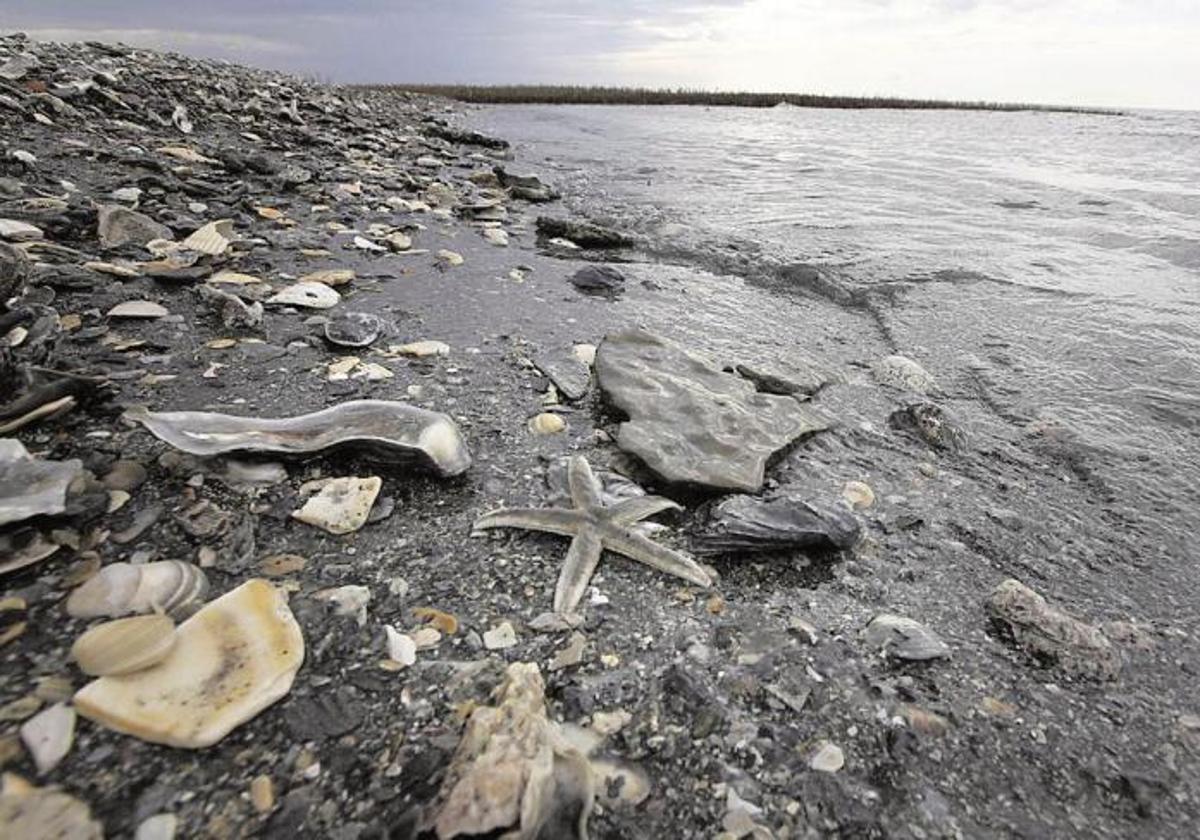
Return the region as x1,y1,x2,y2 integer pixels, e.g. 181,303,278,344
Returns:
0,439,84,528
71,614,177,676
693,495,861,556
73,579,304,749
65,560,209,619
182,219,234,256
292,477,381,535
0,774,103,839
126,399,471,476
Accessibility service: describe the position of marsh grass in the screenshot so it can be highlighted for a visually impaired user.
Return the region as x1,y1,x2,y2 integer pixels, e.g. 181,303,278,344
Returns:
367,84,1115,114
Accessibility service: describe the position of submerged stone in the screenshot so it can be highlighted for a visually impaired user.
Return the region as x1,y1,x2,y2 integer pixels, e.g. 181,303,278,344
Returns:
568,265,625,297
594,330,829,492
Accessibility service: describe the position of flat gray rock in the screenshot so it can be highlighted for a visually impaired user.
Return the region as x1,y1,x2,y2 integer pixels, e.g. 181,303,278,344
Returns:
594,330,829,492
0,438,84,527
533,352,590,401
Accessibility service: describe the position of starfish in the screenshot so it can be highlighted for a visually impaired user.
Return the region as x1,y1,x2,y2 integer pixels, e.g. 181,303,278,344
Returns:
472,455,713,614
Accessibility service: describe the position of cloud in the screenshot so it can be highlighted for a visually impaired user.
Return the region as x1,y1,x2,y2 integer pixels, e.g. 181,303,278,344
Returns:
11,27,295,56
1,0,1197,108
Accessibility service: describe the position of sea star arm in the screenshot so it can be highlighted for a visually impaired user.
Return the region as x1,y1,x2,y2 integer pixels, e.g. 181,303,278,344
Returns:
472,507,584,538
597,522,713,588
606,496,682,525
553,527,604,614
566,455,603,509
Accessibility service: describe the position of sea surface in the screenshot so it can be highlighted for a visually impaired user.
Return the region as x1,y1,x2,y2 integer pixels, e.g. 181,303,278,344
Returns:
472,104,1200,537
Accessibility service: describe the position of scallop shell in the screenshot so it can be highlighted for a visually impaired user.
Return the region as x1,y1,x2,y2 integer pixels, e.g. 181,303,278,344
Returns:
182,219,234,256
65,561,209,619
125,399,471,477
71,614,177,676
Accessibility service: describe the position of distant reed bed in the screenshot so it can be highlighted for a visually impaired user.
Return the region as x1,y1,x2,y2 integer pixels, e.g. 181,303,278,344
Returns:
367,85,1115,114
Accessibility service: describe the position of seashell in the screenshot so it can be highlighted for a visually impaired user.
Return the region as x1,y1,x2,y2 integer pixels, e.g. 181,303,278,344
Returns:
528,412,566,435
693,495,861,556
864,613,951,661
267,281,340,309
300,268,355,286
293,478,380,535
0,439,84,530
19,702,75,775
393,339,449,357
73,579,305,749
65,561,209,619
842,480,875,510
0,774,103,838
182,219,234,256
106,300,169,319
125,400,471,477
324,311,383,348
70,614,177,676
156,145,218,165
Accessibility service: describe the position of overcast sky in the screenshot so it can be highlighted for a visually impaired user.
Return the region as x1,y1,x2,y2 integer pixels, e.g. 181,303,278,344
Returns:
3,0,1197,110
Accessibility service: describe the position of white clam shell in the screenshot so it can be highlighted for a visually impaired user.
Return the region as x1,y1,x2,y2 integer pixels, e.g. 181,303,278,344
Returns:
66,561,209,619
71,614,177,676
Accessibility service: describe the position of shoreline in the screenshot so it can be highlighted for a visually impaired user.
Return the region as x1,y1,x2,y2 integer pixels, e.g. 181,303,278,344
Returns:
1,34,1197,840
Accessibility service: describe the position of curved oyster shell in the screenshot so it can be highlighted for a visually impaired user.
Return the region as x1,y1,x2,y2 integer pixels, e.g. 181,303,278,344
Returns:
267,281,339,309
126,400,471,476
73,579,304,749
0,439,84,528
693,495,861,556
71,614,177,676
65,560,209,619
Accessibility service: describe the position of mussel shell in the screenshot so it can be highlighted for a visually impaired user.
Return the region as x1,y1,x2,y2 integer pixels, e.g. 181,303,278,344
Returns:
324,311,383,348
126,399,471,477
693,495,861,556
71,614,177,676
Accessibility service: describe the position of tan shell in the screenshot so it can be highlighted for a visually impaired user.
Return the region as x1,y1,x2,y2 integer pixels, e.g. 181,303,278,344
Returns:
73,579,305,749
71,614,177,676
65,561,209,619
182,219,234,256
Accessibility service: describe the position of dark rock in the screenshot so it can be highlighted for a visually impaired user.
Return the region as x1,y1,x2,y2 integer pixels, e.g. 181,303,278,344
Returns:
536,216,633,248
594,329,829,492
567,265,626,298
533,352,590,401
734,361,834,397
863,614,951,661
285,687,367,740
494,167,558,202
0,240,29,302
96,204,173,249
421,122,509,150
693,495,861,556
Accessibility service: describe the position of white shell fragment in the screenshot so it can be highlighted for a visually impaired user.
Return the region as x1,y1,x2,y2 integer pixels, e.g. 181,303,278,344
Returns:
293,477,381,534
65,560,209,619
126,400,471,476
182,219,235,255
73,579,304,749
0,775,103,838
107,300,169,319
19,703,76,775
394,340,449,358
71,614,177,676
384,625,417,666
300,268,355,286
267,281,340,309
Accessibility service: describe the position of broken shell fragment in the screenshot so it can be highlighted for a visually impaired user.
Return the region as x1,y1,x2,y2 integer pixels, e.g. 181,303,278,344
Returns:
0,774,103,839
19,703,75,775
126,400,471,476
73,579,304,749
65,560,209,619
107,300,169,319
267,281,340,309
301,268,355,286
293,478,381,534
71,614,177,676
0,439,84,529
182,219,235,255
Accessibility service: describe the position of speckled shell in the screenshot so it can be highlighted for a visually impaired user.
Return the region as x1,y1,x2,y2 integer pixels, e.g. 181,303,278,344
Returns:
66,561,209,619
71,614,177,676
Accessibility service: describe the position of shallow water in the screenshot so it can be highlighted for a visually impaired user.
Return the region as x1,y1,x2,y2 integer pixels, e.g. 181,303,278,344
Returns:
474,103,1200,552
